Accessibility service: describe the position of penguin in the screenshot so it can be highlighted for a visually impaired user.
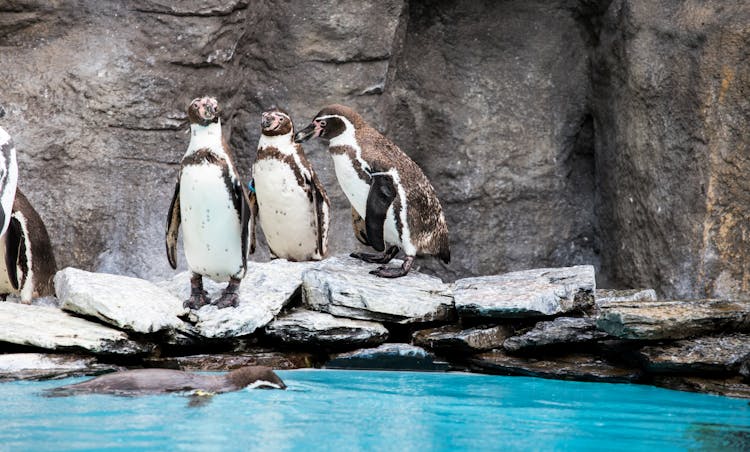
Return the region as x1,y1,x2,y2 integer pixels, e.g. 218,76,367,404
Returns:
251,108,330,261
0,126,19,238
294,104,450,278
166,97,255,309
0,189,57,303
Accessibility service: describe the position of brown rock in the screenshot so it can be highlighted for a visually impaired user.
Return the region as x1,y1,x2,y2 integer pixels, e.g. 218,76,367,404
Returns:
412,325,513,353
652,376,750,400
470,350,640,383
597,299,750,340
503,317,610,353
636,334,750,373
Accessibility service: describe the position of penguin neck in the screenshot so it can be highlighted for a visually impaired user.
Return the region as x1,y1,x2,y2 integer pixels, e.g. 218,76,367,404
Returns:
258,132,296,155
186,120,225,158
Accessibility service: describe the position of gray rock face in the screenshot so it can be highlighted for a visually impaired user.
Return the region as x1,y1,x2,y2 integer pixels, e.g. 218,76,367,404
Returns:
597,299,750,340
265,309,389,348
302,256,454,324
0,353,119,381
470,350,640,383
0,303,149,354
412,325,513,354
503,317,610,353
326,343,450,371
593,1,750,298
158,260,318,338
454,266,595,319
55,267,186,334
636,334,750,374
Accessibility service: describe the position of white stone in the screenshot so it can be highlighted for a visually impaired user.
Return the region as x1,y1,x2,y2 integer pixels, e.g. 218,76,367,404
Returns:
0,303,148,354
302,256,454,323
55,267,187,334
158,260,320,338
453,265,596,318
0,353,116,380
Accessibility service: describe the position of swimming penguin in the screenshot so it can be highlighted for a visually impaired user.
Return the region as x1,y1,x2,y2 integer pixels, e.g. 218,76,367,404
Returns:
252,108,329,261
46,365,286,396
166,97,255,309
294,104,450,278
0,189,57,303
0,126,18,238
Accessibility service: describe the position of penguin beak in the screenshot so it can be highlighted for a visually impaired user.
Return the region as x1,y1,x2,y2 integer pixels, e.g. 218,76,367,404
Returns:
294,123,318,143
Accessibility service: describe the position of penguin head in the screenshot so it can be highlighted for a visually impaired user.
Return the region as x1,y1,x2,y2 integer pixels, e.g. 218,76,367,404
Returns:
187,97,221,126
260,108,293,137
294,104,364,143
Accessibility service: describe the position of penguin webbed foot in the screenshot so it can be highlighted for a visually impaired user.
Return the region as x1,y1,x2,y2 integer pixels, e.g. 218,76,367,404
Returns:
213,292,239,309
183,290,210,310
213,278,241,309
350,245,399,264
369,256,414,278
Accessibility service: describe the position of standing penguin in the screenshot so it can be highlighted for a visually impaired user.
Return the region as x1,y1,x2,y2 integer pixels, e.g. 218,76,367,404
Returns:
166,97,255,309
252,108,329,261
294,104,450,278
0,189,58,303
0,126,19,238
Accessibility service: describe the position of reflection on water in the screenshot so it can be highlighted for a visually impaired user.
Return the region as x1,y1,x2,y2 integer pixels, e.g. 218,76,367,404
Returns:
1,370,749,451
687,423,750,451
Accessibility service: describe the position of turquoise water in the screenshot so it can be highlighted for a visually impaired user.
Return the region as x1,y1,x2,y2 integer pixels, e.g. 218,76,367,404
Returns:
1,369,749,451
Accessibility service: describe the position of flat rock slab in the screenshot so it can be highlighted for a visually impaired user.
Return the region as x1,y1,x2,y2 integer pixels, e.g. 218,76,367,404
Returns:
146,350,316,371
636,334,750,373
0,303,150,355
596,299,750,340
0,353,120,381
55,267,186,334
412,324,513,353
503,317,610,353
653,376,750,400
595,289,657,305
302,256,454,324
453,266,595,319
470,350,640,383
265,309,388,348
159,260,319,338
326,343,450,371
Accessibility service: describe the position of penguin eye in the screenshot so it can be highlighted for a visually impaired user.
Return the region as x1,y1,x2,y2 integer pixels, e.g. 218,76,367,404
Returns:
319,120,327,127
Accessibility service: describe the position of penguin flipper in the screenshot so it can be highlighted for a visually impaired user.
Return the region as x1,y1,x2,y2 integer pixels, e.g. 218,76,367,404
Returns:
166,180,181,269
365,173,397,252
308,172,330,257
244,179,257,257
5,216,24,291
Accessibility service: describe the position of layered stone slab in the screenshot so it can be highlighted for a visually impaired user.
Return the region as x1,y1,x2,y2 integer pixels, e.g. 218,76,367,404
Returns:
503,317,610,353
636,334,750,373
265,309,388,348
453,266,595,318
302,256,454,324
0,303,150,355
55,267,186,334
596,299,750,340
470,350,640,383
412,324,513,353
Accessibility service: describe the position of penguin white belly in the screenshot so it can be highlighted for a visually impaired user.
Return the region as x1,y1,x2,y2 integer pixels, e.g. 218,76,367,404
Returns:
179,163,244,282
253,159,320,261
331,154,370,219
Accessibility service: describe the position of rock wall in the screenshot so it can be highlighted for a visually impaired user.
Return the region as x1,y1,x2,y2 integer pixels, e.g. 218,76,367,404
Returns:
0,0,749,298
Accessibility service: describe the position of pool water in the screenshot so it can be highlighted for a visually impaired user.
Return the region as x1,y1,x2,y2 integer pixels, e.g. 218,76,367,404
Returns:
1,370,749,451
